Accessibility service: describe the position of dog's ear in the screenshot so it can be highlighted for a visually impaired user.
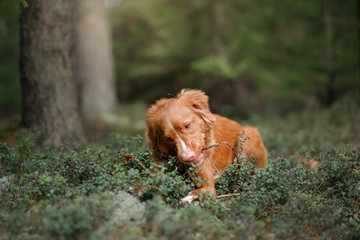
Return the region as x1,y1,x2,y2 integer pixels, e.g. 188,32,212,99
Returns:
145,124,157,151
145,124,166,164
178,89,216,124
145,103,163,151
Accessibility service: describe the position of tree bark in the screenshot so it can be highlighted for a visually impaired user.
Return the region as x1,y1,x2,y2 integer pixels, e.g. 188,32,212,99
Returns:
357,0,360,102
71,0,116,117
20,0,85,147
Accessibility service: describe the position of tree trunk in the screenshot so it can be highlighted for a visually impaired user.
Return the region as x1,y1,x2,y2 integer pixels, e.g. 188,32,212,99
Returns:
357,0,360,103
20,0,85,147
71,0,116,117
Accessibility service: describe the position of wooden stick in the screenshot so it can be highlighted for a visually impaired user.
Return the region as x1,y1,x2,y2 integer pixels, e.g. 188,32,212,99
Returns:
215,193,241,199
202,142,239,162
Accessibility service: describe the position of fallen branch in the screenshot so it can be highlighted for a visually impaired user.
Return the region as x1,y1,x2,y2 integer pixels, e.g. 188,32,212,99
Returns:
215,193,241,199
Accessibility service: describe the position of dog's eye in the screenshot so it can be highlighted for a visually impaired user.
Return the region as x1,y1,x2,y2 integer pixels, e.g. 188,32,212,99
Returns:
167,137,174,142
185,123,191,129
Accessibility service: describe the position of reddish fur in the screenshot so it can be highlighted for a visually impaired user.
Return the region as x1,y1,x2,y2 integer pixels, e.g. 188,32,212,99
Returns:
145,89,268,196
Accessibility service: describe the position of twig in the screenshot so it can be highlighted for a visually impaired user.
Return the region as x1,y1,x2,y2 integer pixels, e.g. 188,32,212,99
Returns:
202,142,240,180
215,193,241,199
138,162,147,171
202,142,239,162
118,151,147,170
206,148,223,180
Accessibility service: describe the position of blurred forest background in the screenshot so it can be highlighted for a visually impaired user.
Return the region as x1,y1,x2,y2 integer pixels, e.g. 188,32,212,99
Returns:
0,0,359,137
1,2,360,239
110,0,359,117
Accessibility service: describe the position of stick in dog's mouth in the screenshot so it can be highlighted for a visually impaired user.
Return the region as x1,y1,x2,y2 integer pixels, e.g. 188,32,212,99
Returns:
201,142,240,180
202,142,239,162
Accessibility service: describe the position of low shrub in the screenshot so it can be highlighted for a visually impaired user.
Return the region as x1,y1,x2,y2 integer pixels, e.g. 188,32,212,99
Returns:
0,97,359,239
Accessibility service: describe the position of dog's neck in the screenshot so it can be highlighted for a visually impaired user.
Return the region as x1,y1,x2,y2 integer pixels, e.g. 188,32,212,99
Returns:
203,122,216,153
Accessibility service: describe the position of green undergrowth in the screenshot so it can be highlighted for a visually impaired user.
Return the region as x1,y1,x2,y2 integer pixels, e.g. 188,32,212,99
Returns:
0,98,359,239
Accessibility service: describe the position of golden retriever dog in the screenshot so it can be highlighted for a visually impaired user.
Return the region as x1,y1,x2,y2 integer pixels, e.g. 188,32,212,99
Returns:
145,89,268,203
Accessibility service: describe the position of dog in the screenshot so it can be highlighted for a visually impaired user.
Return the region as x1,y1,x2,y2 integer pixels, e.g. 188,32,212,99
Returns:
145,89,268,203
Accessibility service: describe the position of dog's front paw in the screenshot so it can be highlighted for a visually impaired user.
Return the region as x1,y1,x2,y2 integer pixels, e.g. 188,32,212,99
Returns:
180,192,199,205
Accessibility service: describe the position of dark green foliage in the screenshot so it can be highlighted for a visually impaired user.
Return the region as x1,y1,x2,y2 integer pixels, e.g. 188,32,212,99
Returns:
1,0,358,119
110,0,358,114
0,1,21,117
0,98,359,239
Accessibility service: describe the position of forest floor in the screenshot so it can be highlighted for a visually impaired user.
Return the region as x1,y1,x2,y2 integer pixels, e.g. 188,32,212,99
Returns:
0,97,359,239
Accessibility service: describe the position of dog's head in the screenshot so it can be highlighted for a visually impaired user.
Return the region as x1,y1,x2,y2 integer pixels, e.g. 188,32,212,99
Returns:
145,89,216,166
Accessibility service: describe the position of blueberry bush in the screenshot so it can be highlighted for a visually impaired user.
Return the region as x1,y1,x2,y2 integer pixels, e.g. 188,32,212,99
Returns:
0,97,359,239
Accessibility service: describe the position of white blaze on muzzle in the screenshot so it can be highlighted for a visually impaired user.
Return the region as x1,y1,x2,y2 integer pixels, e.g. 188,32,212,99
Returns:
167,118,189,154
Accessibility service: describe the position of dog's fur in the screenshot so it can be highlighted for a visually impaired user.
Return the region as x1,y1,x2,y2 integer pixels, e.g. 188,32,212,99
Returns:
145,89,268,199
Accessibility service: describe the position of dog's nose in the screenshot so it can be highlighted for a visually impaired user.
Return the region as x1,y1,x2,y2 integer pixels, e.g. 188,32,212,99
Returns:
182,152,196,162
